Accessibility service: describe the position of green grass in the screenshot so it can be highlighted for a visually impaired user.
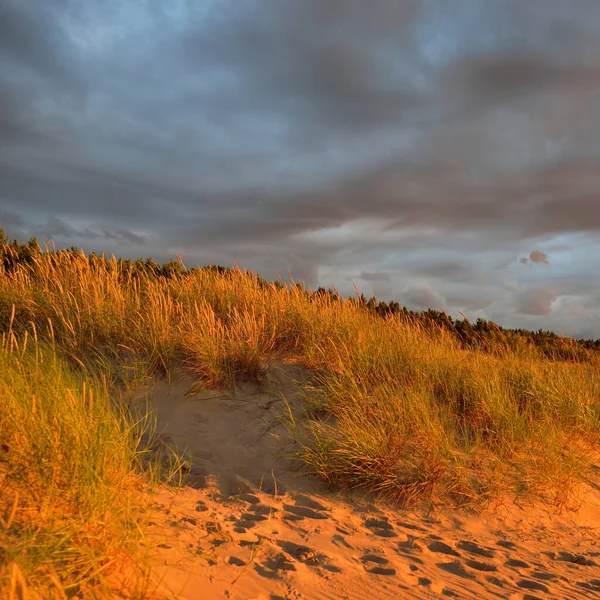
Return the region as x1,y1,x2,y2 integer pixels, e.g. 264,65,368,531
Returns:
0,329,158,599
1,244,600,596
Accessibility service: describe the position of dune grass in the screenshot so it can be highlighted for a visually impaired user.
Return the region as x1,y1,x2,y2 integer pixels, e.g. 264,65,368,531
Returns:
0,327,158,599
1,244,600,595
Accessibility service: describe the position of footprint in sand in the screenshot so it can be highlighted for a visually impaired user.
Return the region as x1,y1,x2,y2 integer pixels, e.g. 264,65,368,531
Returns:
516,579,550,594
427,540,461,557
396,520,428,533
363,516,398,538
435,561,476,580
332,533,353,549
239,536,266,548
505,558,530,569
239,492,261,505
353,502,380,514
396,533,422,547
360,553,397,576
456,540,496,558
531,570,557,582
277,540,342,573
236,503,276,530
464,559,497,572
485,575,507,588
278,541,321,565
282,496,329,521
254,552,297,579
578,579,600,593
294,494,329,511
396,535,424,563
556,551,597,566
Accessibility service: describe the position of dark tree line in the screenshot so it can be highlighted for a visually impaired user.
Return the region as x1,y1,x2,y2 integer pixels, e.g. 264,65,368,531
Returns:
351,295,600,362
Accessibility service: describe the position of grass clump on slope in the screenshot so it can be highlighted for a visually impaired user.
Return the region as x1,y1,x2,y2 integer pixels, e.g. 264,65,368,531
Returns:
291,314,600,506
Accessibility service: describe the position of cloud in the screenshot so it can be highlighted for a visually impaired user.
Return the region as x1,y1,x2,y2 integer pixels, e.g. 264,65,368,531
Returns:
175,0,423,137
520,250,549,265
6,215,149,249
446,52,600,115
0,2,81,85
516,288,557,316
411,259,489,284
569,301,587,317
358,271,391,282
0,210,26,229
445,289,494,312
404,282,446,310
529,250,549,264
114,228,147,245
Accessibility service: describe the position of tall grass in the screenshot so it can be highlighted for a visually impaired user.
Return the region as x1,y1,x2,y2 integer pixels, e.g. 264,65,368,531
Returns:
292,318,600,506
0,327,154,599
1,245,600,594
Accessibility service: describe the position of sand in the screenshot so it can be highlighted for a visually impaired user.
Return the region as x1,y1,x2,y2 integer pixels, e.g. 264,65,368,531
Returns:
132,363,600,600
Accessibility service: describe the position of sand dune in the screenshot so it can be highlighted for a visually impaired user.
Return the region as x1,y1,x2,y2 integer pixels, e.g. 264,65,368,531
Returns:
135,363,600,600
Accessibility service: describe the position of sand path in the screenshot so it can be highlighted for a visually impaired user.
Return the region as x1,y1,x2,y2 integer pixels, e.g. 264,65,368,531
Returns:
134,363,600,600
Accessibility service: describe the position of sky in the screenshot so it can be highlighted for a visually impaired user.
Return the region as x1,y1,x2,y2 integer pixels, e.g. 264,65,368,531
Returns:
2,0,600,339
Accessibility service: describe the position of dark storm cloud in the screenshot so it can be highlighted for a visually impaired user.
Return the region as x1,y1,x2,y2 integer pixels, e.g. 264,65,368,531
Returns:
174,0,423,137
0,210,26,229
37,216,89,239
446,52,600,111
27,216,147,247
359,271,391,283
0,1,78,84
0,89,45,144
2,0,600,336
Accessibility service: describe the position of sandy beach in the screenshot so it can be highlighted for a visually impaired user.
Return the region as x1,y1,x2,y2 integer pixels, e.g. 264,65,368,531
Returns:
136,363,600,600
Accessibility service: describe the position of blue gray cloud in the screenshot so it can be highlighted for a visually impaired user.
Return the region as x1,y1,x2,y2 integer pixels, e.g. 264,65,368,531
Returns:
2,0,600,337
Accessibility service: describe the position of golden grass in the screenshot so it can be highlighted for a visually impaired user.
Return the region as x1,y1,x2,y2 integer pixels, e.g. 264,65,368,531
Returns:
0,329,156,599
1,245,600,595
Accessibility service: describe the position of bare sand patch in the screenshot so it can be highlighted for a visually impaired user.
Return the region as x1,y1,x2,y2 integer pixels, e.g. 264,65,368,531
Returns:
134,363,600,599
